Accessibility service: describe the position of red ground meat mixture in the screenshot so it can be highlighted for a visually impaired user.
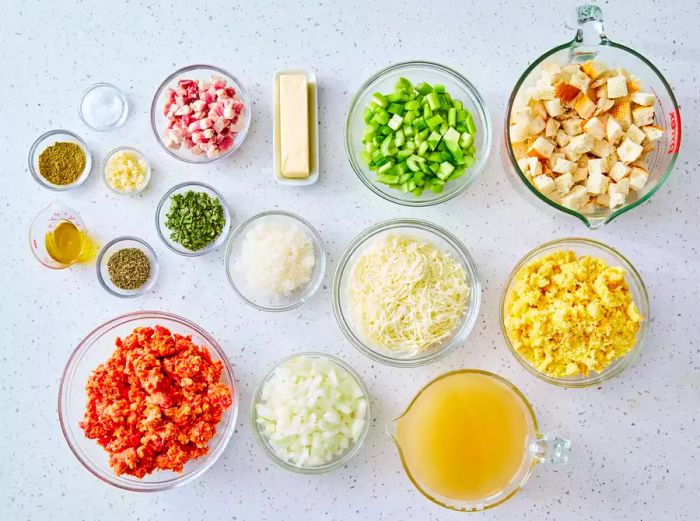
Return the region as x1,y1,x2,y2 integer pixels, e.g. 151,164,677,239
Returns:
79,325,233,478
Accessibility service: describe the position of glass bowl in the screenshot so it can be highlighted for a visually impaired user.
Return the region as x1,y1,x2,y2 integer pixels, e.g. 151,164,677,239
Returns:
332,219,481,367
505,5,681,229
155,181,232,257
96,236,159,298
102,147,152,195
57,311,239,491
500,237,650,387
79,83,129,131
225,210,326,312
28,129,93,191
345,61,491,207
251,352,371,474
150,64,251,164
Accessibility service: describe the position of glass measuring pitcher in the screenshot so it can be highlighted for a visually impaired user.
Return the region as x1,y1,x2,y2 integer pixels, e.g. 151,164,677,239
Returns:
29,202,88,269
504,4,681,229
387,369,570,512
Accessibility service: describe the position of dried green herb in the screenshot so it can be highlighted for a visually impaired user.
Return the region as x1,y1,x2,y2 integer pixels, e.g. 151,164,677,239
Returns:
107,248,151,290
165,190,225,251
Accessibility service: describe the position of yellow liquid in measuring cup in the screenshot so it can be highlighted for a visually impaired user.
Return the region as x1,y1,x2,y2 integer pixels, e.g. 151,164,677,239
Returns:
45,220,84,264
396,371,532,503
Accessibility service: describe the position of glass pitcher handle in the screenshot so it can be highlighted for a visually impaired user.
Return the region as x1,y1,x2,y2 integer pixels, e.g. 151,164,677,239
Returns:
531,434,571,464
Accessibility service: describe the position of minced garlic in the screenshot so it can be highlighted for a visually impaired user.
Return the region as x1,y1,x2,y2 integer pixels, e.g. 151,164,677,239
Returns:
504,250,642,377
105,150,148,193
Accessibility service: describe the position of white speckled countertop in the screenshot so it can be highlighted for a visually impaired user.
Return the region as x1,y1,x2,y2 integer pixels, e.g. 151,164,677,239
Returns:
1,0,698,519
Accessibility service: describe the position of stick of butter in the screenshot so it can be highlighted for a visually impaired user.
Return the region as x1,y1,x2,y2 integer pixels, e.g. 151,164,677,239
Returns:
279,73,310,178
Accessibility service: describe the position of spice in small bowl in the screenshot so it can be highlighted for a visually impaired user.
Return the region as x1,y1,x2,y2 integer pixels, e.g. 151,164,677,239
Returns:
155,182,232,256
103,147,151,194
28,130,93,191
96,237,159,298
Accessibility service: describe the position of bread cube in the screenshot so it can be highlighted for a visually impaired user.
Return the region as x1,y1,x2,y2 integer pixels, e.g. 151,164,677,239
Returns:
582,60,607,80
632,106,655,127
532,174,556,194
631,92,656,106
617,138,644,164
562,117,584,136
545,118,560,138
588,158,608,176
568,133,594,155
553,158,576,175
527,157,543,177
529,116,546,135
510,122,530,143
544,98,563,118
555,83,581,102
574,95,596,119
625,124,646,145
573,166,588,182
609,161,631,182
606,117,624,144
629,166,650,191
583,117,605,140
591,139,613,158
527,136,556,159
569,70,591,91
596,193,610,207
531,100,548,119
561,184,589,209
610,98,632,129
586,173,609,195
642,125,664,142
607,75,629,98
554,173,574,195
556,129,571,147
594,97,615,115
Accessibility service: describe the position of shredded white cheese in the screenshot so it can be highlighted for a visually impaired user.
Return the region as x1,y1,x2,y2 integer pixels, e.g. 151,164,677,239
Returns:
237,220,315,297
349,234,469,356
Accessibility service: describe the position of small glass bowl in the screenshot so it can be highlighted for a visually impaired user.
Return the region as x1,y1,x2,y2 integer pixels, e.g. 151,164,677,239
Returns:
500,237,650,387
333,219,481,367
150,64,251,164
251,352,372,474
79,83,128,131
155,181,232,257
102,147,152,195
345,61,492,207
58,311,239,491
28,129,93,191
225,211,326,312
96,236,159,298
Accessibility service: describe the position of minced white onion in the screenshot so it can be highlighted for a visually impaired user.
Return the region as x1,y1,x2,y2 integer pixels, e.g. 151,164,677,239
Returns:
256,355,367,468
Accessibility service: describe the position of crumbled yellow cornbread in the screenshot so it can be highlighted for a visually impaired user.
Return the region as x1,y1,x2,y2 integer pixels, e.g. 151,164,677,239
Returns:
504,250,642,377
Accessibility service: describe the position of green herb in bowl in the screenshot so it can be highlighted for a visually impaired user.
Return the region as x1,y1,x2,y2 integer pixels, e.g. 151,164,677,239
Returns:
361,77,477,196
165,190,226,251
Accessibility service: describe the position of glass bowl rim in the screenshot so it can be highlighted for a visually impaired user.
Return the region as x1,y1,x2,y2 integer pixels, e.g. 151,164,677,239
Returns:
95,236,160,298
78,82,129,132
57,310,239,492
344,60,492,207
499,236,650,387
224,210,327,312
250,351,372,474
155,180,232,257
504,38,682,228
332,218,482,367
150,64,251,164
28,129,93,191
101,146,152,195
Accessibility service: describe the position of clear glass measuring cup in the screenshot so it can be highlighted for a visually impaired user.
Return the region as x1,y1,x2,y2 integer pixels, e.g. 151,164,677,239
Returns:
504,5,681,229
387,369,570,512
29,202,88,269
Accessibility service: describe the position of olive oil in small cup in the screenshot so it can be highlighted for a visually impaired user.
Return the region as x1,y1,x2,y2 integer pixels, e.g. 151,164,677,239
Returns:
388,370,570,512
